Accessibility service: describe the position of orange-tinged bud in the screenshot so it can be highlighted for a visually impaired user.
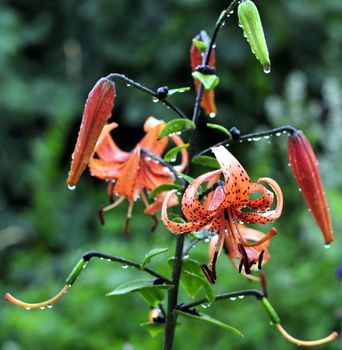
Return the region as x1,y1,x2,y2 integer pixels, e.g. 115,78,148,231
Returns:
67,78,116,187
288,130,333,244
190,31,217,117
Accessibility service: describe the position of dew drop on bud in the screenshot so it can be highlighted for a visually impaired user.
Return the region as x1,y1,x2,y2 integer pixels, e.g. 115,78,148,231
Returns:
209,112,216,119
324,244,331,249
68,185,76,191
229,297,237,301
122,264,128,269
263,65,271,74
152,97,159,103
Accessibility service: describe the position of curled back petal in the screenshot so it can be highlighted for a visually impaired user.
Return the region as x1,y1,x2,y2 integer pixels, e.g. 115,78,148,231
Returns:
248,182,274,211
211,146,250,207
181,169,222,222
162,190,207,234
67,78,116,186
234,177,283,224
288,131,333,244
139,117,168,156
94,123,130,162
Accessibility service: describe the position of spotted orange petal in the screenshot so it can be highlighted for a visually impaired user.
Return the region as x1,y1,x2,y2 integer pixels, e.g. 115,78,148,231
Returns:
162,190,208,234
234,177,283,224
181,169,222,222
211,146,250,207
67,78,116,186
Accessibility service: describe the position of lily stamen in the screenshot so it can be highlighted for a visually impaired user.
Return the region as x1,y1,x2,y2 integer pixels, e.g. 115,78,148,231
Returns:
5,284,69,309
275,323,338,347
243,228,277,248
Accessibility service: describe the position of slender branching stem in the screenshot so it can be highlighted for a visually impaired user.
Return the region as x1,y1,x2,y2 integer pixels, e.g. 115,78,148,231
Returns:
79,251,171,284
162,3,240,349
105,73,188,119
196,125,298,157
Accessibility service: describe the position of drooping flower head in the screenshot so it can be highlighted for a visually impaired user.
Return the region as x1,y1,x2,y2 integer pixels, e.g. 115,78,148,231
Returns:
87,116,188,233
162,146,282,282
288,130,333,244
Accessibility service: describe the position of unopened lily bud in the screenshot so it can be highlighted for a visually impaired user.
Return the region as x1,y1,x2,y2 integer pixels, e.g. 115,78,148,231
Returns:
190,31,217,117
67,78,116,187
238,0,271,73
288,130,333,244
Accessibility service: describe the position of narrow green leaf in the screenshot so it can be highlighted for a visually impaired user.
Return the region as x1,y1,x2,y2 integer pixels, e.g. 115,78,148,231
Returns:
178,173,195,184
192,39,207,53
184,271,215,302
158,119,195,139
148,184,182,200
192,156,220,169
106,279,172,306
191,72,220,90
141,248,168,269
167,87,191,96
207,123,231,137
140,322,164,337
175,310,243,336
164,144,189,162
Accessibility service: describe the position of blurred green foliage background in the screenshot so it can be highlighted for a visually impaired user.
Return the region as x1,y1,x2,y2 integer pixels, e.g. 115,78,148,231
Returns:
1,0,342,349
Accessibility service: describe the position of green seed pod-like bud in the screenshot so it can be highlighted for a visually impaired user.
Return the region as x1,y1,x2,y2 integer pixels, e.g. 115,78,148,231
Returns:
238,0,271,73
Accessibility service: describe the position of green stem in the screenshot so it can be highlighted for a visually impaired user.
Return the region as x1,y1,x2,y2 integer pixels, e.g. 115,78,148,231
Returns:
162,3,242,349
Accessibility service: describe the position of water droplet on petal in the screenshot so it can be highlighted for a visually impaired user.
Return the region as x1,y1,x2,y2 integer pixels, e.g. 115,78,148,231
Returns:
324,244,331,249
47,305,53,309
152,97,159,103
229,297,237,301
40,306,45,310
126,83,131,87
25,307,31,310
122,264,128,269
263,65,271,74
209,112,216,119
68,185,76,191
238,295,245,299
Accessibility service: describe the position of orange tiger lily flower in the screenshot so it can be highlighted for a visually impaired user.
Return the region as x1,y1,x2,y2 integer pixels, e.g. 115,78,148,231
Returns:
288,130,333,244
162,145,282,282
190,31,217,117
88,116,188,233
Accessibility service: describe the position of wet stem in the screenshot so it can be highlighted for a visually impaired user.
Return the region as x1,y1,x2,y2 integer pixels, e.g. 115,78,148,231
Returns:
162,1,240,349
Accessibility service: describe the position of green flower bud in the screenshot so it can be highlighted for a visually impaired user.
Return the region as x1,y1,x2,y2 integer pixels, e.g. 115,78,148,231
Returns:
238,0,271,73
